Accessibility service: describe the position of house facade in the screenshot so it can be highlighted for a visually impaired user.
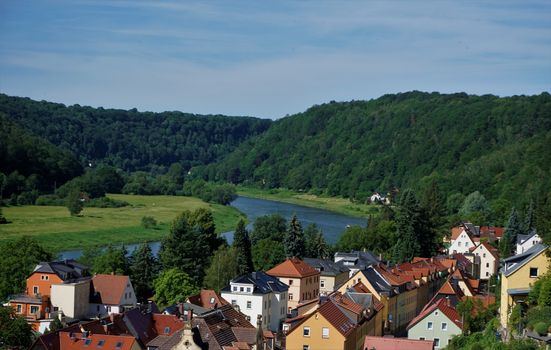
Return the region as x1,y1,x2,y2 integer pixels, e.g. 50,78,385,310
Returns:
89,274,137,317
500,244,549,329
221,271,288,332
304,258,349,295
470,242,498,279
407,298,463,349
516,231,541,254
448,227,477,254
266,258,320,311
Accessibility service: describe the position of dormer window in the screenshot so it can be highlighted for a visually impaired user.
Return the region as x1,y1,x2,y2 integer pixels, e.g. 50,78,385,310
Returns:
210,297,215,304
233,286,237,292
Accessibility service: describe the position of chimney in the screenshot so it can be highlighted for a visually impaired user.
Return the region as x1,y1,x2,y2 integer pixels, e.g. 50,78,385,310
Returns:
252,272,257,280
178,302,185,318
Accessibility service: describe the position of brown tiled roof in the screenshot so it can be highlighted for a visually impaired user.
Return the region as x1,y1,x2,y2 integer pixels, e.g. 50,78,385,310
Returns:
91,274,130,305
59,332,137,350
152,314,185,336
188,289,229,309
333,293,364,315
318,300,357,336
479,226,504,238
266,258,319,278
407,298,462,331
364,336,434,350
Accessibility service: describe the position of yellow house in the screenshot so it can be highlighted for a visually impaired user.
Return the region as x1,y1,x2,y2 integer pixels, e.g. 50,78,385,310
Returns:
500,244,549,329
285,295,381,350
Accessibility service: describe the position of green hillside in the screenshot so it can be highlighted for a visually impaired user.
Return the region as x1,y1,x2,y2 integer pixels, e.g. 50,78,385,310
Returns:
196,91,551,207
0,93,271,172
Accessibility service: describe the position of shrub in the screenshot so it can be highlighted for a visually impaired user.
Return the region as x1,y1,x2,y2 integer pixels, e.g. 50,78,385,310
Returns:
35,195,65,206
534,321,549,336
141,216,157,229
85,197,128,208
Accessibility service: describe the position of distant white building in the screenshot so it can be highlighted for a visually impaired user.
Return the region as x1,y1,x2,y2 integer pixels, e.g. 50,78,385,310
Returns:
470,242,499,279
448,226,477,255
221,271,288,332
516,231,541,254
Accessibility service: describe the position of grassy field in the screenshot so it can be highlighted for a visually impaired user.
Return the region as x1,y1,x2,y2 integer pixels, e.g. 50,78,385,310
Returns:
236,186,380,218
0,194,245,253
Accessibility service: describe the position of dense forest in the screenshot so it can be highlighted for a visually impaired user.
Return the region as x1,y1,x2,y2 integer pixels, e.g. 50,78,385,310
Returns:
194,91,551,208
0,94,271,173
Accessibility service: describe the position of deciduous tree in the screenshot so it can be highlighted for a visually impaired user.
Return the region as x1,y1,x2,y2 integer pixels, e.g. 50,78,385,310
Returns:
153,268,199,308
204,246,240,292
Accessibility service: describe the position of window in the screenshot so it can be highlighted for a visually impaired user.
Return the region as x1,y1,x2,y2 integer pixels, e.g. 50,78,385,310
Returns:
246,315,251,321
441,322,447,330
427,321,433,330
303,327,310,337
107,306,111,313
240,287,244,292
246,287,251,293
231,300,237,306
486,263,489,268
247,301,252,309
84,339,92,346
322,327,329,338
16,305,22,313
164,326,170,334
420,337,425,340
458,242,462,247
483,253,486,258
303,346,310,350
233,286,237,292
210,297,215,304
486,272,489,277
530,268,538,278
30,306,39,314
320,280,325,288
434,338,440,347
97,340,105,348
115,342,123,349
289,280,293,285
289,293,293,300
33,286,39,294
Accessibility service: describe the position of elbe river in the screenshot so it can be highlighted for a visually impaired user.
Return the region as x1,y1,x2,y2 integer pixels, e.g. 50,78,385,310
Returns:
59,196,367,260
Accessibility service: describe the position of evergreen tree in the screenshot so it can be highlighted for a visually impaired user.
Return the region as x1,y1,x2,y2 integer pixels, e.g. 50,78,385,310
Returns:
204,246,240,292
305,224,328,259
66,188,83,216
130,243,159,302
535,192,551,247
523,200,535,234
391,189,422,263
159,211,210,286
420,180,446,245
459,191,490,223
284,215,306,259
181,208,224,255
233,219,254,274
500,207,522,258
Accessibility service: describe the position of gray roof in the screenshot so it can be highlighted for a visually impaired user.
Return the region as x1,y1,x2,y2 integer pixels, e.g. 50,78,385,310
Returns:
345,292,373,309
334,251,380,270
33,260,90,281
222,271,288,295
517,230,538,244
303,258,349,276
503,244,547,277
361,266,395,296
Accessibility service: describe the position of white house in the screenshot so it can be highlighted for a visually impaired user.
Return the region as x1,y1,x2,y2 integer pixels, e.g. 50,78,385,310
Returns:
407,298,463,349
89,274,137,317
448,226,477,254
516,231,542,255
470,242,499,279
221,271,288,332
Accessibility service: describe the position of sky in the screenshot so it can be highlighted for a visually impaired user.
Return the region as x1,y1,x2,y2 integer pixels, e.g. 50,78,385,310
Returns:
0,1,550,119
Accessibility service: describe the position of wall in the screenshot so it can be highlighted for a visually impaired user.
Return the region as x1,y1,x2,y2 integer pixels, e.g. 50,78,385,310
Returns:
285,311,352,350
320,271,349,295
26,273,63,297
50,279,90,319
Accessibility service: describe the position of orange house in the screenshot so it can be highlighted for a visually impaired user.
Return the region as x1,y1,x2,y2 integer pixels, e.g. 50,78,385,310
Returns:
267,258,320,311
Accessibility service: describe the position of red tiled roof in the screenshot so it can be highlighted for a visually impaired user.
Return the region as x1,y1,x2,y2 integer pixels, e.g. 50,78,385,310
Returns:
451,227,464,240
333,293,364,315
363,336,434,350
266,258,320,278
479,226,504,238
318,300,357,336
59,332,137,350
152,314,185,336
407,298,463,330
91,274,130,305
188,289,229,309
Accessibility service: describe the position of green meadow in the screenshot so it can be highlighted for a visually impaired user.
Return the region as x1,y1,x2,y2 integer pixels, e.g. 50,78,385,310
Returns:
0,194,245,253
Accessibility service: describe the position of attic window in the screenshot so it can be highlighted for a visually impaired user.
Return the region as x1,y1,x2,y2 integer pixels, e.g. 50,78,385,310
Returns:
115,342,123,349
530,268,538,278
97,340,105,348
164,326,170,334
84,339,92,346
210,297,215,304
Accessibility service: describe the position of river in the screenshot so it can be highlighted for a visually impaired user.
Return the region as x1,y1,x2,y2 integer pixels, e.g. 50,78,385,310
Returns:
59,196,366,260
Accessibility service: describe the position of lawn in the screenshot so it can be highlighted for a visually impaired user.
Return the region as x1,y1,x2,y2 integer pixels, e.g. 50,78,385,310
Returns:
236,186,380,218
0,194,245,253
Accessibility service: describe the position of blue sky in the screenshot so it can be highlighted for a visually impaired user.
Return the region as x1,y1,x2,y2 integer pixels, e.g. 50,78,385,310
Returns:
0,1,550,119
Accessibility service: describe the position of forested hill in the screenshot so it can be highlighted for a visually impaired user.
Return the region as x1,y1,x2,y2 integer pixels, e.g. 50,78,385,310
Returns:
196,91,551,206
0,114,83,195
0,94,271,172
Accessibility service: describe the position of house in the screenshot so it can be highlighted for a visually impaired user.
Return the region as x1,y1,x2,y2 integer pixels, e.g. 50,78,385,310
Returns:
499,244,549,329
89,274,137,317
304,258,349,295
285,297,370,350
220,271,288,332
407,298,463,349
8,260,91,332
266,258,320,311
470,241,499,279
58,332,140,350
516,231,542,254
448,225,477,254
369,192,389,204
334,251,380,277
363,336,434,350
186,289,229,310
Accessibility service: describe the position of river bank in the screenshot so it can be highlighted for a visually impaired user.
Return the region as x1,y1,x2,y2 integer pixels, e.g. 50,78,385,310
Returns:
236,186,379,219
